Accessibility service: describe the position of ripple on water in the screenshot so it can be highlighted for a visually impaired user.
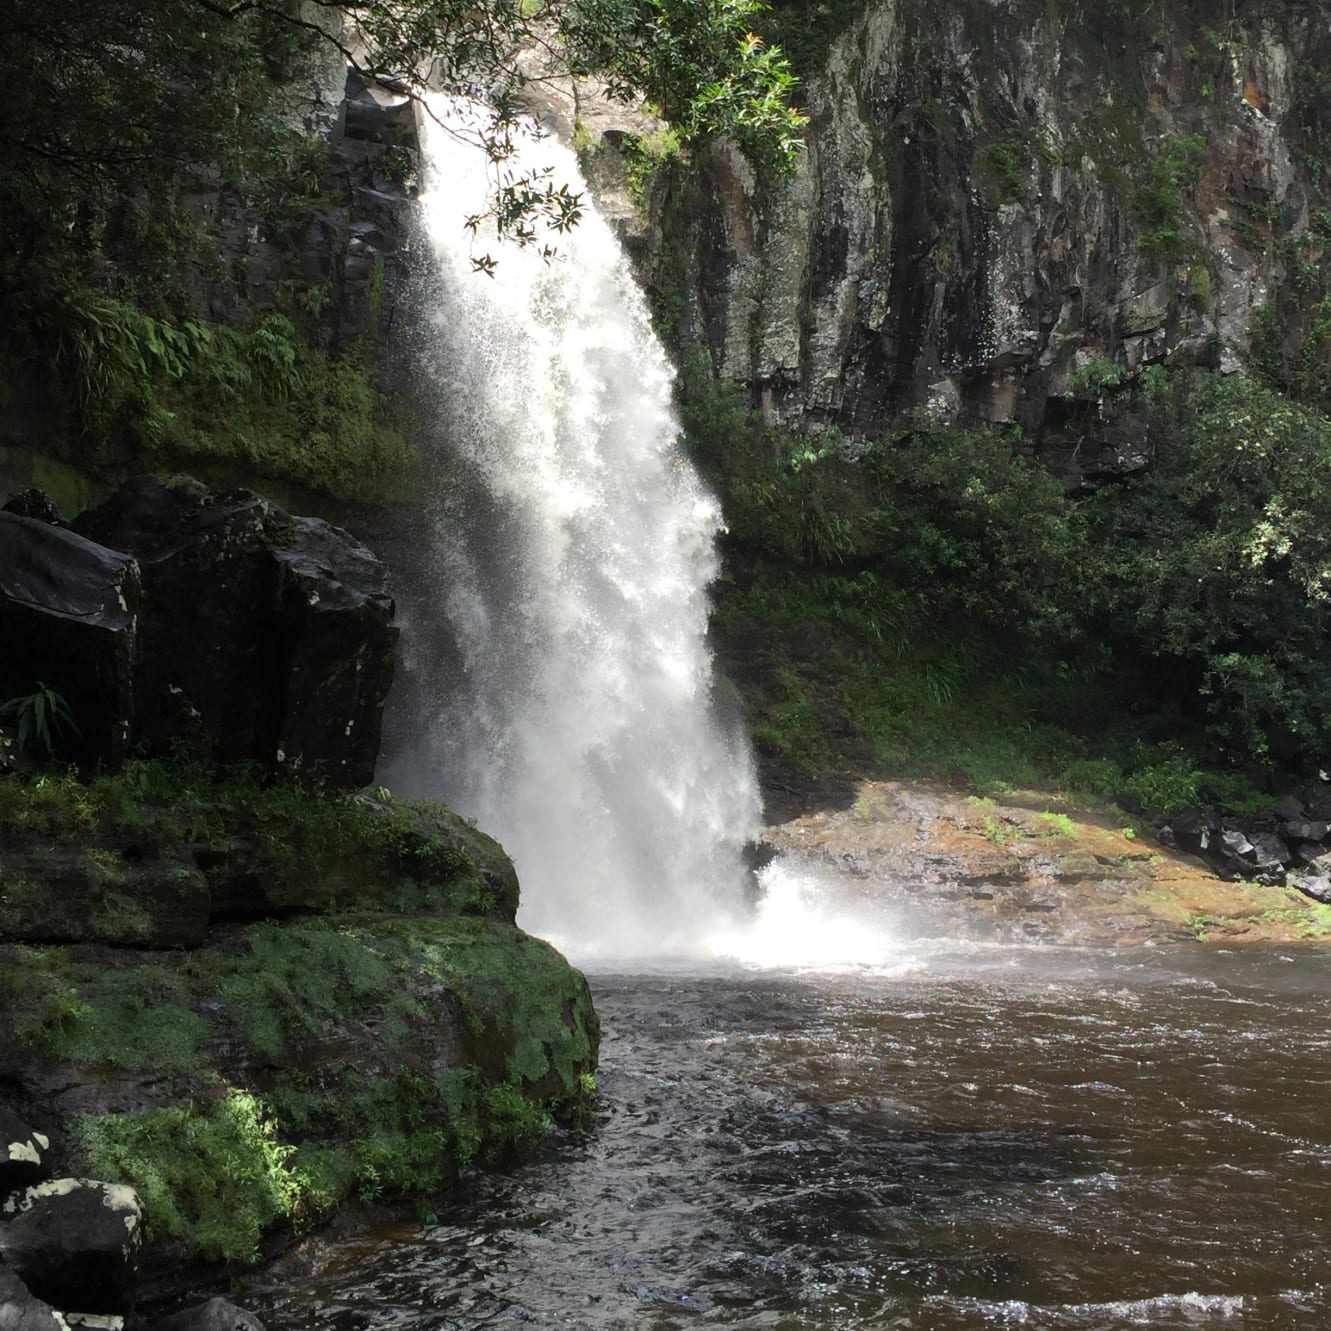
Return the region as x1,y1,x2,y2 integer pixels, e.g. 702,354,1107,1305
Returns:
244,952,1331,1331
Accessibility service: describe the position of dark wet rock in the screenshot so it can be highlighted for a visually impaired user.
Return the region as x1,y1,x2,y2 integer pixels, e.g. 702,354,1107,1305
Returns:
1219,827,1254,859
0,1109,49,1193
0,1268,66,1331
1246,831,1292,870
1280,819,1329,844
1290,874,1331,904
0,513,140,768
75,476,397,788
153,1298,264,1331
0,1179,143,1315
2,491,65,528
343,69,415,146
1162,806,1309,883
1292,841,1326,867
0,846,210,948
1273,794,1307,823
1166,808,1220,856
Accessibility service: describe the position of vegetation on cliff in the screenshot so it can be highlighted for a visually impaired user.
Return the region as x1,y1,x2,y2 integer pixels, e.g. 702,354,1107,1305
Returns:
685,360,1331,819
0,0,806,503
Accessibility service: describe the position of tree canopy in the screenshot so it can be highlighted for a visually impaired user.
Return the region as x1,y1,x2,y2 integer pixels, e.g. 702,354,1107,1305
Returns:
1,0,805,291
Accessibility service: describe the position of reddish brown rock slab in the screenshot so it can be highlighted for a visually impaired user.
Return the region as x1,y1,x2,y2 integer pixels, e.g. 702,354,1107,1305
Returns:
761,780,1331,946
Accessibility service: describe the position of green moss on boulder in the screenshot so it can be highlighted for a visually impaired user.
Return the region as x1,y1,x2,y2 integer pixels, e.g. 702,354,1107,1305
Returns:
0,766,599,1274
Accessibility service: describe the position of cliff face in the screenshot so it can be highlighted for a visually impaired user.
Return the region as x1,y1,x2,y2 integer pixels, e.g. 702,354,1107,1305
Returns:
637,0,1331,445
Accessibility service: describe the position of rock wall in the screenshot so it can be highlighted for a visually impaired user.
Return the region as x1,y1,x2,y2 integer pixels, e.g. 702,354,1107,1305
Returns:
1,477,397,786
634,0,1331,452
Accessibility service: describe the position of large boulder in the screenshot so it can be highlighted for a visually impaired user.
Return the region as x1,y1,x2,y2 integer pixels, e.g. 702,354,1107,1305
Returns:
0,1179,143,1315
75,477,396,787
0,845,210,948
0,513,139,767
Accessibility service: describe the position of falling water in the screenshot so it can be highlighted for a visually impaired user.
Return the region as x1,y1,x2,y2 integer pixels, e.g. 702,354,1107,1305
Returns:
381,97,760,958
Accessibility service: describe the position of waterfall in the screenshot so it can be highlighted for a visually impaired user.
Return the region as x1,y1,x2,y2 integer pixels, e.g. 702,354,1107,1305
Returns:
381,97,760,958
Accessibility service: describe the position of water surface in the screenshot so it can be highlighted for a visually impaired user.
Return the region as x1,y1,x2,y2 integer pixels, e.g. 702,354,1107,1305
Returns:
247,946,1331,1328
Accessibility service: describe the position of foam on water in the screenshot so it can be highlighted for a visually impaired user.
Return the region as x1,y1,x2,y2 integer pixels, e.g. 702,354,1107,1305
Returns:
703,857,910,972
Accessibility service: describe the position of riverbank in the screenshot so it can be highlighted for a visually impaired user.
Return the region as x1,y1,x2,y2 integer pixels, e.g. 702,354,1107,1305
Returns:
760,779,1331,947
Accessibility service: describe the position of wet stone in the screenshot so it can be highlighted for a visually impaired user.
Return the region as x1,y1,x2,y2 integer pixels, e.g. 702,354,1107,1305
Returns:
1289,874,1331,904
0,1179,143,1315
0,1108,49,1193
153,1299,265,1331
0,1267,66,1331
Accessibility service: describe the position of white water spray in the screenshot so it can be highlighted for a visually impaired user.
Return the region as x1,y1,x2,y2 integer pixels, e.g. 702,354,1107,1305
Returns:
384,97,760,957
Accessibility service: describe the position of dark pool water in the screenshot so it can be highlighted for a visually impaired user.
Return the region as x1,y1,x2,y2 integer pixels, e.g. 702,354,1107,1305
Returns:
245,946,1331,1328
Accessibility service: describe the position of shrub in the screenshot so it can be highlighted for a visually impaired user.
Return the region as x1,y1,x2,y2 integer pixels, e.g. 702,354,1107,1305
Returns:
1085,370,1331,765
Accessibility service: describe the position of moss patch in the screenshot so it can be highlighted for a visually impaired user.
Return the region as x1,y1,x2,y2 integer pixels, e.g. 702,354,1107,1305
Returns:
0,763,598,1268
0,914,597,1266
0,762,511,937
74,1091,300,1265
18,291,417,504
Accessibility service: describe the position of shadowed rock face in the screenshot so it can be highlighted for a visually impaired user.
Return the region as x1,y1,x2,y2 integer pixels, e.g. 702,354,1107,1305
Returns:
69,475,397,787
631,0,1331,462
0,1179,143,1316
0,1266,67,1331
0,512,140,768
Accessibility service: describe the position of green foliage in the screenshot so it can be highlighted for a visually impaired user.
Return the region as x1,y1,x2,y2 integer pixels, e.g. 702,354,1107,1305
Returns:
0,759,500,926
74,1092,301,1265
1038,812,1078,839
0,949,93,1052
2,0,804,281
4,908,597,1264
1133,133,1206,262
0,1,298,290
682,359,1079,641
0,684,79,758
1120,752,1202,816
756,0,862,76
621,126,684,207
977,138,1028,206
685,354,1331,806
564,0,807,174
19,290,417,500
1068,357,1125,399
1249,223,1331,412
1085,370,1331,764
1,0,806,485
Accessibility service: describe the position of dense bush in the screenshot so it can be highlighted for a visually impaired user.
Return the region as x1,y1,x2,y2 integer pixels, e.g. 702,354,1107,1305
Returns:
1085,369,1331,765
687,362,1331,799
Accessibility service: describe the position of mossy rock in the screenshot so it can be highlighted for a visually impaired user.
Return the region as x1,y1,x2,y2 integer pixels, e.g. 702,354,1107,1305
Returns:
0,765,514,945
0,764,598,1278
0,917,598,1272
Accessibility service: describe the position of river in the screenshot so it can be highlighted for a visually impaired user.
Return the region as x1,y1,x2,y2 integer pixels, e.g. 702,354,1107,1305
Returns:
244,944,1331,1329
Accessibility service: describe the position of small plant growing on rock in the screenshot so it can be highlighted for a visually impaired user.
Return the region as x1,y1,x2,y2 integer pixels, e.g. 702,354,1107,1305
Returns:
0,683,79,758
